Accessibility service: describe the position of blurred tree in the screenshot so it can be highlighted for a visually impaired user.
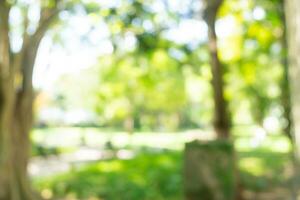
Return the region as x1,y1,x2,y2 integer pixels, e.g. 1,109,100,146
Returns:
95,50,186,131
242,0,292,138
216,0,291,138
278,0,293,140
203,0,230,138
0,1,61,198
91,0,189,131
0,0,100,199
285,0,300,152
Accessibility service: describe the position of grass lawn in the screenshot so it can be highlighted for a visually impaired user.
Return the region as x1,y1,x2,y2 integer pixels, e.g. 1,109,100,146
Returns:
32,127,293,200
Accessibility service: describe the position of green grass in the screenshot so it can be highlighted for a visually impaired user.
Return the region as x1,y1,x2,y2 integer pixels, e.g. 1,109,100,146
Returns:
238,148,290,191
34,150,183,200
32,127,292,199
33,148,290,199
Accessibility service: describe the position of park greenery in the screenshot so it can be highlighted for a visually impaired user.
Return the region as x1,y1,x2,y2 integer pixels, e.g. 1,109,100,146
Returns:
44,0,288,133
1,0,300,199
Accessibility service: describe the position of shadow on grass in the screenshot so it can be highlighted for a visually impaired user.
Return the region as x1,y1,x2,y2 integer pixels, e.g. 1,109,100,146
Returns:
238,147,291,192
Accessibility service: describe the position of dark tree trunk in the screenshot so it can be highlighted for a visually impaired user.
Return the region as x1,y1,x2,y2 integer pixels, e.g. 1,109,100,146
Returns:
279,1,293,141
183,1,240,200
203,0,230,139
207,24,230,139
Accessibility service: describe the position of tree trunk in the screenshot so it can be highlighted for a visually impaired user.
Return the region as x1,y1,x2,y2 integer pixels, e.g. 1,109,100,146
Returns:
203,0,230,139
207,24,230,139
284,0,300,198
0,1,59,198
183,1,240,199
285,0,300,156
279,1,293,141
0,32,44,200
0,81,35,200
184,140,236,200
0,3,31,199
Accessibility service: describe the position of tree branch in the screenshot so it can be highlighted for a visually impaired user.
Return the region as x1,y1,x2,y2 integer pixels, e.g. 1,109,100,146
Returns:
19,1,62,92
33,7,60,42
0,1,11,78
11,6,30,77
203,0,223,27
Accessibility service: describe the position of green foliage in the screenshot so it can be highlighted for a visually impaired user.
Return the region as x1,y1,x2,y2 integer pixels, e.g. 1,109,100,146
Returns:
28,0,290,133
94,49,187,130
217,0,286,128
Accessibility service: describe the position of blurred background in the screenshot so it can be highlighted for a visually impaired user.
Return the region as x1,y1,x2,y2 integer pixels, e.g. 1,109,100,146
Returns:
0,0,298,199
